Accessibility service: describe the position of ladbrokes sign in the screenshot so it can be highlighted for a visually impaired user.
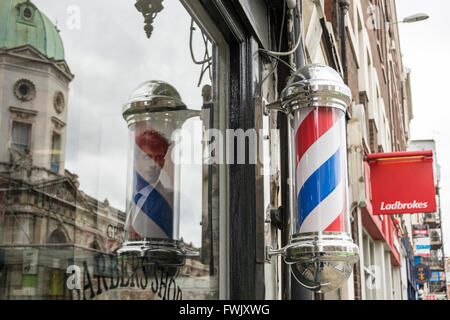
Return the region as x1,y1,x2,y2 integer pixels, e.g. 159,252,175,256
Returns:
366,151,437,215
380,201,429,211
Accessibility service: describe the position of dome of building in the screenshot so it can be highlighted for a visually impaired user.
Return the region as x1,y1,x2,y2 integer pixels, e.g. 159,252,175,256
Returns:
0,0,65,60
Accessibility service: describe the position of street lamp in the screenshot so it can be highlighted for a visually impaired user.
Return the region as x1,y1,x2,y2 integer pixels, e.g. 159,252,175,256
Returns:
390,13,429,24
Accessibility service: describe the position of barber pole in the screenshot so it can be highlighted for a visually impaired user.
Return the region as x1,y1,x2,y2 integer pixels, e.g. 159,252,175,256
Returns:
268,64,358,293
294,107,348,234
119,80,200,263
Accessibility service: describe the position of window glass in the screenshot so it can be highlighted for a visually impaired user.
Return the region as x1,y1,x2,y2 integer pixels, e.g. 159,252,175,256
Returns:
0,0,225,300
51,133,61,173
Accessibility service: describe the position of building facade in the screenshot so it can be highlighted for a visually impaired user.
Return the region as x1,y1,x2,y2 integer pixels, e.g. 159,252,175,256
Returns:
312,0,415,300
0,0,129,297
407,140,446,300
0,0,437,300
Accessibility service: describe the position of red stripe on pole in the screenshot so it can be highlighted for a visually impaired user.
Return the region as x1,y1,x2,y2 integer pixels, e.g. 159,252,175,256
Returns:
295,108,339,165
135,129,170,168
129,226,139,239
324,210,344,232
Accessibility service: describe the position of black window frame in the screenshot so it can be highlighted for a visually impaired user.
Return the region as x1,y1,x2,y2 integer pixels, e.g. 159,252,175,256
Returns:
199,0,265,299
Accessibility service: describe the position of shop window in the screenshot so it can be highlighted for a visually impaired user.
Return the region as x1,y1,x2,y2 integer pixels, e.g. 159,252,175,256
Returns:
0,0,228,301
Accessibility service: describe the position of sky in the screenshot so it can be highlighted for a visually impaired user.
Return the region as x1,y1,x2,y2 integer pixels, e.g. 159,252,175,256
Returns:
33,0,209,247
396,0,450,255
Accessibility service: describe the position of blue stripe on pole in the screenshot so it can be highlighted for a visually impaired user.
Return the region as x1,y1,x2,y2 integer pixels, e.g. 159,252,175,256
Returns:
415,245,431,249
297,149,341,231
133,171,173,238
134,170,148,191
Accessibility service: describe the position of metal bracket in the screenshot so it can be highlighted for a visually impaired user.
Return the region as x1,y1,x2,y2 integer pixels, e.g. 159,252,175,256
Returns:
266,245,286,259
135,0,165,39
263,99,283,115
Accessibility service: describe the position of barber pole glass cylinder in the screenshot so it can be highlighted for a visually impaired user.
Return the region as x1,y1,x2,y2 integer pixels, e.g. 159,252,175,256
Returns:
293,107,350,235
119,80,199,265
279,64,359,293
128,119,177,241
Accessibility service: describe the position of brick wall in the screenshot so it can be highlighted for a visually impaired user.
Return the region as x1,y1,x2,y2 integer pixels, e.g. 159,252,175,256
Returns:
324,0,335,22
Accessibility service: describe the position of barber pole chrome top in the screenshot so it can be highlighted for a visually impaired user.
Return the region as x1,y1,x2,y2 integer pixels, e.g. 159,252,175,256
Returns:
280,64,352,113
122,80,192,124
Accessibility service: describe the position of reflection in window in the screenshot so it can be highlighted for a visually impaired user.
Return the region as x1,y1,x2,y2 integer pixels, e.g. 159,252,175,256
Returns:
50,133,61,173
48,229,67,244
0,0,224,301
23,8,32,20
11,122,31,156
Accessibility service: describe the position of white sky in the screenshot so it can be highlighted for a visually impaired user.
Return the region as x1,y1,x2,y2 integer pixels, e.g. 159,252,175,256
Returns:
396,0,450,255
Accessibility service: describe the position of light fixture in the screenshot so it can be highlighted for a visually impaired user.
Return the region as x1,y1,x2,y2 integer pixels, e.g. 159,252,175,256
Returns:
135,0,165,38
391,13,429,24
267,64,359,293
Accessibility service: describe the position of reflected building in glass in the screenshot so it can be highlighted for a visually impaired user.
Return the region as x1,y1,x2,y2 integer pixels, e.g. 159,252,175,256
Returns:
0,0,126,299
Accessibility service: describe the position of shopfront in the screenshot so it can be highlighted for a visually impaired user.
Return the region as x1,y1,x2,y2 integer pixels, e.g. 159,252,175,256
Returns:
0,0,362,300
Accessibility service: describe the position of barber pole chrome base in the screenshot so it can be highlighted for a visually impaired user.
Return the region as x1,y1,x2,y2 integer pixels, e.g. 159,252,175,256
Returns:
269,232,359,293
268,64,359,293
284,232,359,292
117,238,200,278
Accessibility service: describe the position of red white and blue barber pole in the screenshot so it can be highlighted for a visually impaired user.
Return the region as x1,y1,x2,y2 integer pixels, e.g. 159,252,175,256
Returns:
294,107,349,235
269,64,359,293
130,126,174,240
119,80,199,263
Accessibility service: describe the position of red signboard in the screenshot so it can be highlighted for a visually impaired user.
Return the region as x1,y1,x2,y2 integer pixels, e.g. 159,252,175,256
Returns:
366,151,437,215
361,161,401,266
